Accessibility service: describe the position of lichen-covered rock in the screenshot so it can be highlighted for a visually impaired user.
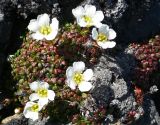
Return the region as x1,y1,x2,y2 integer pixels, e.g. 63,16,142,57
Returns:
80,54,137,124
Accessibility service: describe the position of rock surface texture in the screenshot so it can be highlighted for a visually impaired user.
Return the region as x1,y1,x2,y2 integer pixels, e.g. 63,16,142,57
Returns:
0,0,160,125
80,0,160,43
1,0,160,86
3,50,160,125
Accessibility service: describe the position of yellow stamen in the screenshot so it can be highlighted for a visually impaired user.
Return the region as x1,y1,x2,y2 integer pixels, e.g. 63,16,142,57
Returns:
37,88,48,97
83,15,92,26
73,72,84,85
30,104,39,112
39,26,52,35
97,33,107,42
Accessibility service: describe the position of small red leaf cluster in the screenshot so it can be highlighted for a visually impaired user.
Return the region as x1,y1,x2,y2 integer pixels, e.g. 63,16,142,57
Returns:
130,35,160,90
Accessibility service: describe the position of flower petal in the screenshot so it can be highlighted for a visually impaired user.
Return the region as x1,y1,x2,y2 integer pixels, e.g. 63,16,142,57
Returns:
24,110,38,121
92,28,98,40
67,79,76,90
77,18,87,27
73,61,85,72
44,18,59,40
31,32,44,40
51,18,59,30
31,112,39,121
66,66,74,78
84,5,96,16
37,103,43,111
24,101,35,109
78,81,92,92
93,22,102,28
39,82,49,89
47,90,55,101
108,29,116,40
45,29,58,40
97,41,116,49
29,93,39,101
23,102,39,120
93,11,104,22
23,109,32,118
37,13,50,26
83,69,93,81
38,98,49,106
99,24,109,34
92,11,104,28
72,6,84,18
29,81,39,91
27,19,39,32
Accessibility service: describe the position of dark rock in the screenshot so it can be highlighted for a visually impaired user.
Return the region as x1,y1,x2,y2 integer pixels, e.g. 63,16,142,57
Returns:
59,0,83,22
116,0,160,43
0,21,13,53
0,0,15,53
0,54,5,84
16,0,61,19
134,96,160,125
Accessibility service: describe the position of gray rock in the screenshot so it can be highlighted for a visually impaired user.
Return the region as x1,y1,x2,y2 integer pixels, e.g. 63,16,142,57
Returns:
16,0,61,19
4,114,61,125
81,54,136,123
3,114,28,125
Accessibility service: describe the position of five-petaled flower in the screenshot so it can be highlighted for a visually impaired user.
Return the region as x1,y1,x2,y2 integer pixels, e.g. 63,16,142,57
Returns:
66,61,93,92
29,81,55,106
72,5,104,28
28,13,59,40
23,101,43,121
92,24,116,49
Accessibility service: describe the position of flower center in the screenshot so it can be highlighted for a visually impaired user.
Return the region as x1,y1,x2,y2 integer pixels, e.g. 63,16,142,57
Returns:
97,33,107,42
73,72,84,84
30,104,39,112
37,88,48,97
39,25,52,35
83,15,92,24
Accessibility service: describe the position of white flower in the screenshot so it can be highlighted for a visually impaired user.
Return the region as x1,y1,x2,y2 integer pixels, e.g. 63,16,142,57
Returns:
66,61,93,92
134,113,140,120
27,13,59,40
72,5,104,28
92,24,116,49
23,101,43,121
29,81,55,106
150,85,159,94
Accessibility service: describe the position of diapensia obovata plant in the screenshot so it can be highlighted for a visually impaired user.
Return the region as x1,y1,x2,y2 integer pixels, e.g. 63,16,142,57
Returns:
10,4,117,124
